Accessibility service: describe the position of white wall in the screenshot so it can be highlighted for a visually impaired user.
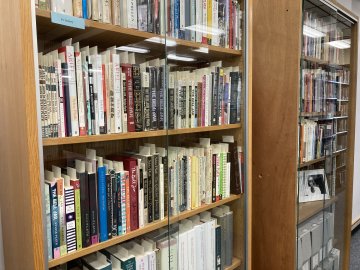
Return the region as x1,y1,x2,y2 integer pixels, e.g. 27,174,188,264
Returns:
336,0,360,226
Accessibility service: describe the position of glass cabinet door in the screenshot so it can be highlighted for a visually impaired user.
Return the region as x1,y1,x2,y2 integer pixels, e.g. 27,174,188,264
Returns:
297,0,354,269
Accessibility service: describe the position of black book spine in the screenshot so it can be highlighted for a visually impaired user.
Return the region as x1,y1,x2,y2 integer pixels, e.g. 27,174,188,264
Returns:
158,66,164,129
142,72,151,131
229,72,239,124
88,62,95,135
212,69,219,125
122,75,128,128
61,62,72,136
116,172,122,235
230,142,241,194
149,67,158,130
212,154,217,203
162,156,169,216
147,156,153,223
181,86,186,128
169,87,175,129
215,225,222,270
147,0,154,32
133,65,143,131
88,173,99,244
194,85,198,126
106,173,112,239
153,154,160,220
111,170,118,236
218,70,224,124
143,166,148,224
78,172,91,247
181,156,187,212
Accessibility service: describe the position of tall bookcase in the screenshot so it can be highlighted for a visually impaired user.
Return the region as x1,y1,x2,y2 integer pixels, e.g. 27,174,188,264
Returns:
252,0,357,269
0,0,252,269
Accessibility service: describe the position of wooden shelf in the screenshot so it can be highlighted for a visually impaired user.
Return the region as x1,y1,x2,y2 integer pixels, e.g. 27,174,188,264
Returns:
42,124,241,146
334,148,347,156
48,194,241,267
35,9,241,62
225,257,242,270
298,196,338,224
299,156,326,168
302,56,349,68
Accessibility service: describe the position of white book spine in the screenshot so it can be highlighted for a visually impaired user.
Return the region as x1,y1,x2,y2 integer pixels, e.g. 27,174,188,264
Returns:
212,0,218,46
159,163,165,220
92,0,99,20
185,82,190,128
75,51,86,134
187,156,192,210
196,0,202,43
190,81,195,128
51,65,59,137
82,56,91,135
121,72,128,132
112,0,121,25
202,0,207,42
96,55,104,131
45,65,51,137
113,54,122,133
66,47,80,136
102,0,111,23
205,147,213,204
138,163,144,229
180,0,185,31
121,0,128,27
90,55,99,135
98,0,103,21
160,0,165,35
51,0,73,15
73,0,83,17
127,0,138,29
226,161,231,198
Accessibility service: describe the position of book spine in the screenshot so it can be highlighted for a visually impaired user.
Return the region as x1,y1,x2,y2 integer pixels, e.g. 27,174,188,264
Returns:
127,0,138,28
48,183,60,258
73,0,83,17
108,61,114,133
215,225,222,270
153,154,160,220
88,62,95,134
102,0,111,23
45,65,52,137
113,55,122,133
212,154,217,203
163,156,168,217
143,165,148,225
149,67,158,130
82,0,87,18
138,165,144,228
70,180,82,250
142,71,151,131
56,178,67,256
106,172,113,239
116,172,122,235
154,0,160,34
75,51,87,136
121,171,128,234
121,72,128,132
133,65,143,131
100,64,107,134
50,66,59,137
229,72,239,124
138,0,148,31
128,162,139,230
111,170,118,237
88,173,99,244
207,0,212,44
64,187,77,253
168,74,175,129
218,69,224,124
61,63,71,136
174,0,180,38
79,173,91,247
211,70,219,125
147,156,153,223
39,63,46,137
122,65,135,132
158,66,165,129
159,163,165,220
147,0,154,32
125,170,131,232
97,166,108,242
56,60,66,137
44,184,53,260
112,0,121,25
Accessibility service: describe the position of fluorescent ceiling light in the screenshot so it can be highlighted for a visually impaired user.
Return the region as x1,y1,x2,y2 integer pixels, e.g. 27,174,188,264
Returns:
167,54,196,62
184,24,224,36
303,25,326,38
145,37,177,47
193,47,209,54
327,39,351,49
116,46,150,53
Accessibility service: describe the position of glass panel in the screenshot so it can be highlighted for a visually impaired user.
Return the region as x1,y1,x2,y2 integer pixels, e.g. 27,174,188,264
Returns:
297,1,353,269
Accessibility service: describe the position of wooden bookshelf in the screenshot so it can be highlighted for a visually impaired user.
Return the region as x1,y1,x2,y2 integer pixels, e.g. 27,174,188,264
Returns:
299,156,326,168
298,196,338,224
48,194,241,268
35,9,241,61
42,124,241,146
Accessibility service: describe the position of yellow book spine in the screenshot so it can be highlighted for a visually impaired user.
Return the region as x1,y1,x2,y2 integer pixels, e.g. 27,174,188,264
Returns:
207,0,212,44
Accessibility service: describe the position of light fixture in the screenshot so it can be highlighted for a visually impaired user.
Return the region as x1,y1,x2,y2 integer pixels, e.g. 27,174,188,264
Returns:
327,39,351,49
303,25,326,38
145,37,177,47
116,46,150,53
184,24,224,36
192,47,209,54
167,54,196,62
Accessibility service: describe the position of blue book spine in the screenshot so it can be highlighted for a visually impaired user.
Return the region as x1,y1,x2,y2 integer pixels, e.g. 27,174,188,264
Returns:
174,0,180,39
98,166,108,242
116,172,122,235
47,182,60,258
82,0,88,19
44,183,53,260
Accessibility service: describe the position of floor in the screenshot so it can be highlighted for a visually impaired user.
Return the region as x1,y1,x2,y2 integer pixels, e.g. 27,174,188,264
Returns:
351,226,360,269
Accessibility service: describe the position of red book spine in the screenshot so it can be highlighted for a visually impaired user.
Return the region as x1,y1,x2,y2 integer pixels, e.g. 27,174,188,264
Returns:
123,159,139,231
125,171,131,232
229,1,233,49
121,64,135,132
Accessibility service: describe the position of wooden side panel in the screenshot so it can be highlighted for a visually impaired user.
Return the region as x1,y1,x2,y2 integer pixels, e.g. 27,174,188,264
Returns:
343,22,358,270
252,0,302,269
0,1,45,269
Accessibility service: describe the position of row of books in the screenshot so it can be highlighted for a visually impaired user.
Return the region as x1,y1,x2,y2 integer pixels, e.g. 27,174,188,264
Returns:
303,11,347,65
36,0,242,49
44,136,244,260
299,120,333,163
301,66,349,114
38,41,242,138
68,206,233,270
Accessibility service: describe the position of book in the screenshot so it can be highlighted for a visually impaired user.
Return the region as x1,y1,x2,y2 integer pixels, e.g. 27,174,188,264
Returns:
132,64,143,131
44,182,53,260
97,157,108,242
62,174,77,253
122,64,135,132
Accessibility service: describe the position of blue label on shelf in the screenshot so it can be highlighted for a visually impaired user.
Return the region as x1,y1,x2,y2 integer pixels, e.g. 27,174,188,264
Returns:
51,12,85,29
